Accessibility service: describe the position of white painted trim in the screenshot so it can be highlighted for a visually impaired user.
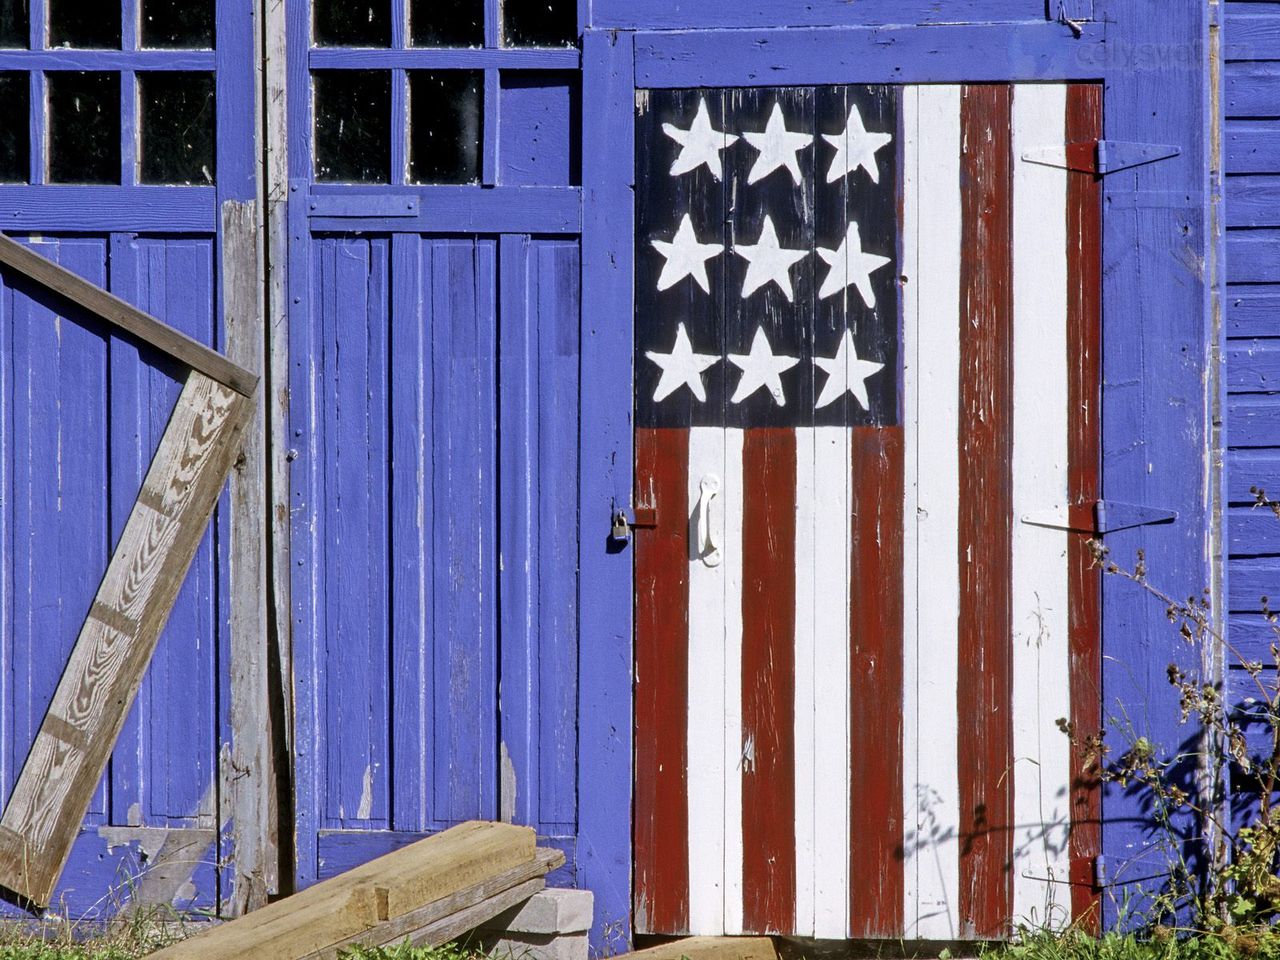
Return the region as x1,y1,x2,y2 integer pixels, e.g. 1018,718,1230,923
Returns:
722,427,746,936
1010,82,1073,931
793,427,818,936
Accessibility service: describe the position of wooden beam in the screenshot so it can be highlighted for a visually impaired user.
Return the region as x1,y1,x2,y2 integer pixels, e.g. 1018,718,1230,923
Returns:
146,822,538,960
0,233,258,397
319,847,565,957
621,939,781,960
0,371,254,908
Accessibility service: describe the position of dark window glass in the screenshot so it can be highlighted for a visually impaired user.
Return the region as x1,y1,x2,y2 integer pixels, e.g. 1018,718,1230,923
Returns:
409,0,482,47
314,70,390,182
141,0,214,48
140,72,214,184
313,0,390,47
503,0,576,47
48,71,119,183
0,0,28,48
0,73,28,180
49,0,120,47
409,70,481,184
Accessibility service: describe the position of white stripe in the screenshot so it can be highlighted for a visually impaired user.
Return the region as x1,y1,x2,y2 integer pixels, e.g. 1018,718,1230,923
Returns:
902,83,963,941
811,426,852,938
687,426,728,935
722,428,745,936
1011,83,1073,931
793,428,818,936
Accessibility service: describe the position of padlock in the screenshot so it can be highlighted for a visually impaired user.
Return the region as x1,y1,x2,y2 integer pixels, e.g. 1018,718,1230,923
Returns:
610,510,631,543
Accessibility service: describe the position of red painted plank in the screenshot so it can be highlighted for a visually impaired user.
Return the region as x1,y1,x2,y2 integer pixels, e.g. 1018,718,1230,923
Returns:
1065,82,1104,935
957,82,1015,940
741,427,797,934
633,427,691,934
849,425,905,938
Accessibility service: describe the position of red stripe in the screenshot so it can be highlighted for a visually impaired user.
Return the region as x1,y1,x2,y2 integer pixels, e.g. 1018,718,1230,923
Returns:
740,427,796,934
1066,83,1104,934
957,83,1015,940
849,425,905,938
633,427,690,934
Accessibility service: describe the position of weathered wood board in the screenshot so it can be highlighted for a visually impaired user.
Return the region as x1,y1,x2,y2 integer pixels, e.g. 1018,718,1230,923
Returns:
0,371,254,908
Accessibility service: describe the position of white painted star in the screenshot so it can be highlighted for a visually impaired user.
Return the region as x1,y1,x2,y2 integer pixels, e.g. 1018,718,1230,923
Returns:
645,323,720,403
816,221,891,306
813,329,886,410
662,97,739,181
727,326,800,406
651,214,724,293
822,102,893,184
733,215,808,301
742,103,814,186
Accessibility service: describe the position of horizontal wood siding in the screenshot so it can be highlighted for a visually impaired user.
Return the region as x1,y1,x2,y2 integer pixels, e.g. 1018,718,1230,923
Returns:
1227,2,1280,703
0,235,224,916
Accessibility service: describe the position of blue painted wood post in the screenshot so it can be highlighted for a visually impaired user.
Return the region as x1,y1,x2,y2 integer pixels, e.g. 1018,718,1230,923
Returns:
579,27,636,955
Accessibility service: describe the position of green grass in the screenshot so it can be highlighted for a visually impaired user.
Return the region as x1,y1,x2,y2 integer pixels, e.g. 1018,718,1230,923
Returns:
981,928,1280,960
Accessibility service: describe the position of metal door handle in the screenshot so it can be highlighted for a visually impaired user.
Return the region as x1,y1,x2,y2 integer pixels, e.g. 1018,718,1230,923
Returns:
696,474,722,568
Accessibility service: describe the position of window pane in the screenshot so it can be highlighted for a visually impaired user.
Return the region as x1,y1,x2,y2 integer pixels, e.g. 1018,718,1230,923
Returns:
314,70,390,182
313,0,390,47
48,71,120,183
140,72,214,184
409,70,481,184
49,0,120,48
0,73,28,180
409,0,482,47
503,0,576,47
0,0,28,48
141,0,214,48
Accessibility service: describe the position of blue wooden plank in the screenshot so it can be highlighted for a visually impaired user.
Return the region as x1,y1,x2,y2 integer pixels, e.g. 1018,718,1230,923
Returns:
429,238,499,825
578,28,634,954
1229,557,1280,611
216,0,257,202
1224,11,1280,60
1226,613,1280,665
1228,231,1280,281
591,0,1043,30
499,74,578,187
1230,395,1280,446
1226,176,1280,227
309,48,580,70
633,22,1101,88
1226,121,1280,173
0,187,216,231
0,50,214,70
390,234,429,834
307,187,582,235
0,278,9,801
1227,287,1280,338
1228,338,1280,391
1097,0,1211,927
1227,62,1280,118
321,237,391,829
1228,505,1280,553
1228,449,1280,502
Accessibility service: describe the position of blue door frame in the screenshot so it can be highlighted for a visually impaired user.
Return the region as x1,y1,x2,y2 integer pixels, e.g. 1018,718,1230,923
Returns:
581,0,1213,942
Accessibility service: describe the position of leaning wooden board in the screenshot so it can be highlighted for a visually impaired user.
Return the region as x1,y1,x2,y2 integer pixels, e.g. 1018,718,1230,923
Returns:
148,822,539,960
0,371,254,907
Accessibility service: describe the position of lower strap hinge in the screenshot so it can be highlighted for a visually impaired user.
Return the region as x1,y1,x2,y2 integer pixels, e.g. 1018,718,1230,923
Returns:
1021,499,1178,535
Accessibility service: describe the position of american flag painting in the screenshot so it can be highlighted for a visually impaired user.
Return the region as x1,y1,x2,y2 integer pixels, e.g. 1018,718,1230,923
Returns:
633,84,1103,941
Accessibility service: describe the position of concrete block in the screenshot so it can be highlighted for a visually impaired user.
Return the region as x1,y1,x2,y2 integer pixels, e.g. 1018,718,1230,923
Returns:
481,888,594,936
484,932,588,960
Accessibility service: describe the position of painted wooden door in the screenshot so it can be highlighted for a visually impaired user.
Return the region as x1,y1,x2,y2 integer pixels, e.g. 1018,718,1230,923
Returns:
632,82,1104,941
285,0,592,901
0,0,255,917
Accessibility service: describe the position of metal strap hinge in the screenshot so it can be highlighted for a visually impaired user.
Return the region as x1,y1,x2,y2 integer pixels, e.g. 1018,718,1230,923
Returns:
610,507,658,544
1022,140,1182,176
1021,500,1178,535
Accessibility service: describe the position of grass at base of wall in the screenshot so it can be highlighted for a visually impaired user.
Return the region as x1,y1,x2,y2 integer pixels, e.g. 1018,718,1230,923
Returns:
982,928,1280,960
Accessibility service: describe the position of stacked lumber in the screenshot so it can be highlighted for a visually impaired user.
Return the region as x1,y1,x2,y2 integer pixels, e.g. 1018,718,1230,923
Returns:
150,821,562,960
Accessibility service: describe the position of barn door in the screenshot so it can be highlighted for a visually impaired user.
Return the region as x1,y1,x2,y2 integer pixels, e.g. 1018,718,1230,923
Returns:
0,0,254,917
632,83,1103,940
286,0,586,895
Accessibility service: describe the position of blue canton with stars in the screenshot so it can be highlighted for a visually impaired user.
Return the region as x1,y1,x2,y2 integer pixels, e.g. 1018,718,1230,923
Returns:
635,85,901,430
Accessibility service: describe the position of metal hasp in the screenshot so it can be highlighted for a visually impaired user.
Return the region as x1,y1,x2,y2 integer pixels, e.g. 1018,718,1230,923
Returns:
1021,499,1178,534
0,233,258,909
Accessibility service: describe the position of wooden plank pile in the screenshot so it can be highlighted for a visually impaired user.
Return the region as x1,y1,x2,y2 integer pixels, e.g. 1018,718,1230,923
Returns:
149,822,562,960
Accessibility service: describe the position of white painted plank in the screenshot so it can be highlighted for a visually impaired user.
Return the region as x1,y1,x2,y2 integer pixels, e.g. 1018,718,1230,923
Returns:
1010,82,1073,930
722,428,745,936
688,426,728,936
793,428,818,936
902,83,963,942
811,425,852,939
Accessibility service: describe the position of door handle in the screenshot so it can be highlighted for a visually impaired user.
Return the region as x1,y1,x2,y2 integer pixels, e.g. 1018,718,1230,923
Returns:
696,474,722,568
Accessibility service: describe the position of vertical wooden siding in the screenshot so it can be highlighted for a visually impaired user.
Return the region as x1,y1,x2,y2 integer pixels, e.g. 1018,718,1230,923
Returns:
294,234,580,881
0,235,225,915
